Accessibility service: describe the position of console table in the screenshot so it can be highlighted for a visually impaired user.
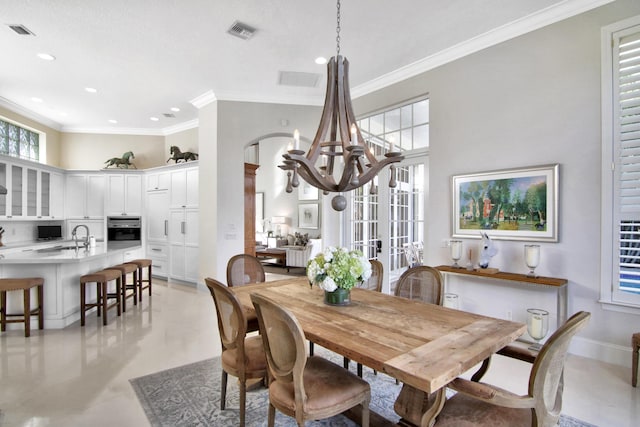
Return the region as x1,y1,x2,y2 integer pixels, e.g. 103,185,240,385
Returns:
435,265,568,328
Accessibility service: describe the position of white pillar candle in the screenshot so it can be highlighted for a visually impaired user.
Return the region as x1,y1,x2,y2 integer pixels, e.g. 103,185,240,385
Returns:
525,245,540,267
529,315,543,338
350,123,357,145
450,240,462,259
293,129,300,150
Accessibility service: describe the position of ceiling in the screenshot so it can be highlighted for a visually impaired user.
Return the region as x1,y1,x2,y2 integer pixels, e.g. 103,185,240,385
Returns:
0,0,611,135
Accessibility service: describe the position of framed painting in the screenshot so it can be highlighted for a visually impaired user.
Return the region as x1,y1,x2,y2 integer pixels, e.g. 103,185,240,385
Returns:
298,180,319,200
452,164,559,242
298,203,319,229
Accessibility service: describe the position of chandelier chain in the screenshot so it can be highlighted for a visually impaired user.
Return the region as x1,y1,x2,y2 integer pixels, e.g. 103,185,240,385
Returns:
336,0,341,56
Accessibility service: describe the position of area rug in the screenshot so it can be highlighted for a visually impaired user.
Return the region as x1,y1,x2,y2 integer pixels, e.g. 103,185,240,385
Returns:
130,351,598,427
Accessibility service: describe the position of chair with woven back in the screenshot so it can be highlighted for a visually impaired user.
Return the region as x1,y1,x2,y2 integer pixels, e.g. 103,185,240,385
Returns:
204,278,268,427
226,254,266,287
435,311,591,427
395,265,444,305
251,292,371,427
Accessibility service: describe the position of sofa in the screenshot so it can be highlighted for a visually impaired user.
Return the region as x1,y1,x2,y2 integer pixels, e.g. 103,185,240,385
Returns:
284,239,322,268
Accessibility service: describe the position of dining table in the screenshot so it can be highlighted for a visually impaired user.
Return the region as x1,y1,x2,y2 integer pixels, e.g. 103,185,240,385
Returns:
231,277,526,427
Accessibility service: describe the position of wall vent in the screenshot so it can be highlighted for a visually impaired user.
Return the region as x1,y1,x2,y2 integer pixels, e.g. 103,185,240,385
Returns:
227,21,256,40
8,24,35,36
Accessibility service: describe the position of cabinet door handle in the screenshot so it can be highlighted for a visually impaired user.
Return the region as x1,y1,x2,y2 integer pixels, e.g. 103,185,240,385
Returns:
151,248,161,252
164,220,168,236
181,221,185,234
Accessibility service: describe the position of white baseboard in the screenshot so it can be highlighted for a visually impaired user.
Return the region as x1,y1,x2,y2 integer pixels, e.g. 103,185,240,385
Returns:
570,336,631,368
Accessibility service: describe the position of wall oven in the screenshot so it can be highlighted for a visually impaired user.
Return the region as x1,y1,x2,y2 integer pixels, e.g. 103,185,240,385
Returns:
107,216,142,243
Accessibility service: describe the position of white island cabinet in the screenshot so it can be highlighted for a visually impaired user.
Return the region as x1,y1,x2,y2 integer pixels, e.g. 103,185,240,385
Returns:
0,242,141,329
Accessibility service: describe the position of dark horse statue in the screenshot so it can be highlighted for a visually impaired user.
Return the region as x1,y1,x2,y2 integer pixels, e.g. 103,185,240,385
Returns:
105,151,136,168
167,146,198,163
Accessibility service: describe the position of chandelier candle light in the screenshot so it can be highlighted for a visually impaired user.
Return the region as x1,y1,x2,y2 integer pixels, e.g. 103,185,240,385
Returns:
279,0,404,211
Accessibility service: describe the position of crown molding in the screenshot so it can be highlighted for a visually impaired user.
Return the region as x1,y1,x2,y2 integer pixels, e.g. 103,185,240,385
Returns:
352,0,614,98
0,96,63,131
162,119,199,135
190,90,217,109
213,90,324,106
61,126,165,136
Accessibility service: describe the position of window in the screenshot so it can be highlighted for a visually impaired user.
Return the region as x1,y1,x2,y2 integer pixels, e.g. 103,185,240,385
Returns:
0,118,40,162
347,97,428,291
601,15,640,309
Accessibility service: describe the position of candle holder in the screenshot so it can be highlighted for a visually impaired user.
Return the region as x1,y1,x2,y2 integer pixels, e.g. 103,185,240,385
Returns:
524,244,540,277
450,240,463,268
526,308,549,351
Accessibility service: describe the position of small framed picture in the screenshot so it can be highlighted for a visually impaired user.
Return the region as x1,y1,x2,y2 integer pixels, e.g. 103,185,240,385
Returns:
298,203,319,229
298,180,319,200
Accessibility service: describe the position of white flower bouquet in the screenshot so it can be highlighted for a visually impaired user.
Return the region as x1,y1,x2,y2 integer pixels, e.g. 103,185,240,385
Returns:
307,246,372,292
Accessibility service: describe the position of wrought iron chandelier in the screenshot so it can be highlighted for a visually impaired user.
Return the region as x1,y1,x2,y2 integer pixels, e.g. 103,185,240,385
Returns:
279,0,403,211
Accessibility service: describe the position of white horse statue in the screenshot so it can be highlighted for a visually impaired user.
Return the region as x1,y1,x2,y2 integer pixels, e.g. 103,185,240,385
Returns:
479,232,498,269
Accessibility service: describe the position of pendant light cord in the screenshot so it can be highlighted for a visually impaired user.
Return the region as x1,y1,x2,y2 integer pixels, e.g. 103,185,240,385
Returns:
336,0,341,56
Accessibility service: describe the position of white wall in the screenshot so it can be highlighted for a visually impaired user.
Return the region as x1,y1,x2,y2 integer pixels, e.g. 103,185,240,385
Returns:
352,0,640,366
198,100,324,284
255,137,322,239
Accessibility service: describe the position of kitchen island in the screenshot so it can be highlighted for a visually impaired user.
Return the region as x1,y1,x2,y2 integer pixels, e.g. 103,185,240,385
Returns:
0,241,142,329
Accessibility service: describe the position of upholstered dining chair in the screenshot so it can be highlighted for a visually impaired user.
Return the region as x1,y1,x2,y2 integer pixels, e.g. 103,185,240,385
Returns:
250,292,371,427
226,254,266,287
435,311,591,427
395,265,444,306
204,278,268,427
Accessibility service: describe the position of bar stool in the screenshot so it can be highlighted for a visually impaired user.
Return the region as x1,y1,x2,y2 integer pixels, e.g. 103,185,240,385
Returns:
109,263,138,312
633,332,640,387
128,259,152,302
0,277,44,337
80,269,121,326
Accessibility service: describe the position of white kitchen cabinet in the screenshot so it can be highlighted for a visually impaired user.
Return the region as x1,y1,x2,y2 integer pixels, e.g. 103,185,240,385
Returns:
65,173,105,219
146,171,170,191
105,173,143,217
168,207,198,283
169,167,198,209
49,172,64,219
146,189,170,278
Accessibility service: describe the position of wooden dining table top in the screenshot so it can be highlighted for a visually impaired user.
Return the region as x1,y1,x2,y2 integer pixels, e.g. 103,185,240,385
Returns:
231,277,526,394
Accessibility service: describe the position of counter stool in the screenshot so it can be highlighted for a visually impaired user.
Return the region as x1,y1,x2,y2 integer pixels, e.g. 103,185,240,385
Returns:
80,269,121,326
109,263,138,312
633,332,640,387
129,259,152,302
0,277,44,337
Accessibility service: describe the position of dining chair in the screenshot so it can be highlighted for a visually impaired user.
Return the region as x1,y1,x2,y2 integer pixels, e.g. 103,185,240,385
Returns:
204,278,268,427
250,292,371,427
226,254,266,287
435,311,591,427
395,265,444,305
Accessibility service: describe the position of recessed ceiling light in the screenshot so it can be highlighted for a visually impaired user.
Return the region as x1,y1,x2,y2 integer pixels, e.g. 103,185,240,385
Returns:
315,57,327,65
108,119,118,124
150,117,159,122
31,97,43,103
37,53,56,61
85,87,97,93
170,107,180,112
59,111,68,117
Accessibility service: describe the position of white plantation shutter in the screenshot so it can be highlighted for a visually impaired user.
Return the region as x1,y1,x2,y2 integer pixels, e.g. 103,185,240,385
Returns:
614,25,640,298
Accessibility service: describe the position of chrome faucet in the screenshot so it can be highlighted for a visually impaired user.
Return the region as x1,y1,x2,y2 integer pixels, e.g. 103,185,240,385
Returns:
71,224,90,251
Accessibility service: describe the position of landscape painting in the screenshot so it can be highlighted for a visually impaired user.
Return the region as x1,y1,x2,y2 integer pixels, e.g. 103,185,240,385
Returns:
452,164,558,241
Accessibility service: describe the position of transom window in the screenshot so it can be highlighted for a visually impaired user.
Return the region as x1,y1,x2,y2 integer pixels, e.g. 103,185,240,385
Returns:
0,118,40,162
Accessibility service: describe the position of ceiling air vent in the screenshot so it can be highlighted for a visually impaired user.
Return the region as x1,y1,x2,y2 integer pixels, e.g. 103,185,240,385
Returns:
163,113,176,118
278,71,321,88
8,24,35,36
227,21,256,40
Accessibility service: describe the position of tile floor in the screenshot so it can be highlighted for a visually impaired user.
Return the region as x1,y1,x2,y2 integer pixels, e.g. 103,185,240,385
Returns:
0,276,638,427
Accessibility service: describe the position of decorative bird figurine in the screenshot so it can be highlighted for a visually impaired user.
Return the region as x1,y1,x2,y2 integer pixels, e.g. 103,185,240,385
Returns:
478,232,498,269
